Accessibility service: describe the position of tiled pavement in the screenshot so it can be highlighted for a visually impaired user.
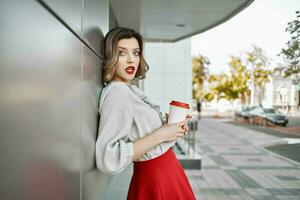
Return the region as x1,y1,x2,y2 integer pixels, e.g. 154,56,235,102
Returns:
186,118,300,200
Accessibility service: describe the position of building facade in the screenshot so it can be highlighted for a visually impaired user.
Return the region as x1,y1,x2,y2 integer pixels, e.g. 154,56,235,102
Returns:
143,39,193,114
271,75,300,115
0,0,255,199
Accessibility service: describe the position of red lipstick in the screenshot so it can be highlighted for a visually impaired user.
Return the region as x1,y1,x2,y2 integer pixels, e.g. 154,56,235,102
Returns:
125,66,135,75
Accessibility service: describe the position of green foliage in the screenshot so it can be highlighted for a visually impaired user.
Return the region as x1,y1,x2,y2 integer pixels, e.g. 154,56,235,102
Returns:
279,10,300,77
202,46,272,105
229,56,251,104
193,46,273,106
192,55,210,101
207,58,249,104
203,92,214,102
246,46,273,105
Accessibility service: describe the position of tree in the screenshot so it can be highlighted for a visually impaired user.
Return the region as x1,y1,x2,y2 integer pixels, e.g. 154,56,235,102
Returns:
207,73,239,112
246,46,273,106
279,10,300,77
203,46,271,111
207,57,251,106
203,92,214,102
192,55,210,101
205,74,220,102
229,56,251,105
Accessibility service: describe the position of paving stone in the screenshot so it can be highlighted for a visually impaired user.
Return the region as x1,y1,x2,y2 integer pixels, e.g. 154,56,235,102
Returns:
186,118,300,200
276,175,299,181
226,170,261,188
209,155,232,166
275,196,300,200
199,145,215,152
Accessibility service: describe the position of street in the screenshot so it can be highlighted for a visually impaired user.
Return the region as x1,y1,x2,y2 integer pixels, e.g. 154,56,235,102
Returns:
231,116,300,138
187,118,300,200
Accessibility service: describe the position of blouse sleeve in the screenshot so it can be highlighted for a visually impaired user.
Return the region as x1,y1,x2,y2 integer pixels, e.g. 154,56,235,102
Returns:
95,85,134,175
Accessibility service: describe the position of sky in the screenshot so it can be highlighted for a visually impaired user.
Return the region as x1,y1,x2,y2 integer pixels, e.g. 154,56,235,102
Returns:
191,0,299,74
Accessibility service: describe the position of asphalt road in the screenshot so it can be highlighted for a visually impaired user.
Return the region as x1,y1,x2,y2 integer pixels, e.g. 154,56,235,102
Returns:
225,116,300,162
227,117,300,138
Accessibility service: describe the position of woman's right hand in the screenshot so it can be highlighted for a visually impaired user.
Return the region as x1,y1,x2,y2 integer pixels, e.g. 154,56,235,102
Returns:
158,120,187,143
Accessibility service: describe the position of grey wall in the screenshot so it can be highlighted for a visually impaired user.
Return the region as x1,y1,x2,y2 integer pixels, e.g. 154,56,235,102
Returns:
0,0,109,199
144,39,193,114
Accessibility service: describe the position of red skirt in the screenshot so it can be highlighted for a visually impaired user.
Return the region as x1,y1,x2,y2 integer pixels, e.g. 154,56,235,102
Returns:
127,148,196,200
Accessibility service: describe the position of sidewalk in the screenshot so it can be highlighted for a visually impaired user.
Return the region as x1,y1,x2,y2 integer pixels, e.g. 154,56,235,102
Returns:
186,118,300,200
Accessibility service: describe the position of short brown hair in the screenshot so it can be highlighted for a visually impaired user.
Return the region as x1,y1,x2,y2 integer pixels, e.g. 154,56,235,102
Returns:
102,27,149,84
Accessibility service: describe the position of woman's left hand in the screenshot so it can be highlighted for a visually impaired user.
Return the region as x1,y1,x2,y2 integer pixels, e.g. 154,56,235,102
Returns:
164,113,192,132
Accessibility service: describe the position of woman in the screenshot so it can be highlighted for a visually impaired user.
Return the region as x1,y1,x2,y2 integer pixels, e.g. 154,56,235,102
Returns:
96,27,196,200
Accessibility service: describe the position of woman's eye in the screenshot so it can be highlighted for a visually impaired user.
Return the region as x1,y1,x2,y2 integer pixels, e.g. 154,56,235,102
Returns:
134,51,140,56
119,50,126,56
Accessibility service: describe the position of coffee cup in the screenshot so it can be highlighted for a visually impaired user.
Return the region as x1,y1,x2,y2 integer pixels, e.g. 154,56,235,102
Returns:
167,100,190,124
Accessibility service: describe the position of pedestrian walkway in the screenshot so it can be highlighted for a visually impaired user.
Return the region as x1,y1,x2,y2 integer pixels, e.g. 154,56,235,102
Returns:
186,118,300,200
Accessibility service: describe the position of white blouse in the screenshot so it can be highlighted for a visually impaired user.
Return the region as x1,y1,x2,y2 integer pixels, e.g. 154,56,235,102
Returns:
95,81,175,175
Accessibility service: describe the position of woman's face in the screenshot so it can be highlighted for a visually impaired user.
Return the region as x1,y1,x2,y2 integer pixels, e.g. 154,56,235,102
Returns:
112,37,140,83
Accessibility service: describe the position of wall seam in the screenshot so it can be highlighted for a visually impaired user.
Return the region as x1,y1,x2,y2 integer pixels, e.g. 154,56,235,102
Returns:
80,0,84,199
35,0,103,60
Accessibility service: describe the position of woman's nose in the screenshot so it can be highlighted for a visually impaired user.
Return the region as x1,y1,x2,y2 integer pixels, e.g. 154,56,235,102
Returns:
127,54,134,63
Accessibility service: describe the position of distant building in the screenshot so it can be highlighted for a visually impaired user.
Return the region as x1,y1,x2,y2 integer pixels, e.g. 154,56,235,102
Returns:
269,74,300,115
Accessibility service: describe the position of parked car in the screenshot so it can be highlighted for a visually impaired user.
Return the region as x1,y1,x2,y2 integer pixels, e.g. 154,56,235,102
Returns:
234,106,260,120
248,107,288,126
